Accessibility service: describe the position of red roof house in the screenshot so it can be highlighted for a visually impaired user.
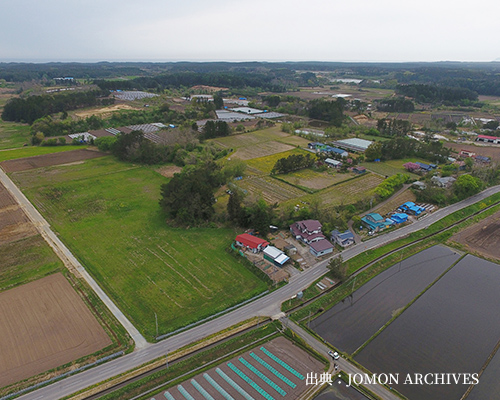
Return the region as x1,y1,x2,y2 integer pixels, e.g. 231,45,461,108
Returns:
235,234,269,253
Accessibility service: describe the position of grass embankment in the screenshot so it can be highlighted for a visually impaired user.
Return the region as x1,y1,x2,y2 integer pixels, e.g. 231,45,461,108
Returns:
288,192,500,320
12,156,268,340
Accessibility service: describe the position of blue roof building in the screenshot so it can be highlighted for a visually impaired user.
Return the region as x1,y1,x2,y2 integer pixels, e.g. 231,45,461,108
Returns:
362,213,394,231
390,213,409,224
331,230,355,248
399,202,425,216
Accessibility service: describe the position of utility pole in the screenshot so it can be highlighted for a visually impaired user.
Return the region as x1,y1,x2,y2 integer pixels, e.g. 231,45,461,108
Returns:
155,312,158,338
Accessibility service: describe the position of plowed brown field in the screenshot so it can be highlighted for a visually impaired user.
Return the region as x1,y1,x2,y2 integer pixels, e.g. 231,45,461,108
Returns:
0,149,106,172
0,273,112,387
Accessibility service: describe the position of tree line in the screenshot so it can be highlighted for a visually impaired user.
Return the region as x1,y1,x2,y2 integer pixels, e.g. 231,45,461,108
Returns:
365,137,450,163
376,97,415,112
271,153,316,175
396,84,478,105
2,90,112,124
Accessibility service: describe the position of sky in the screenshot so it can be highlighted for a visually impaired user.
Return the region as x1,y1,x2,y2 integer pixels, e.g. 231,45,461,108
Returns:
1,0,499,63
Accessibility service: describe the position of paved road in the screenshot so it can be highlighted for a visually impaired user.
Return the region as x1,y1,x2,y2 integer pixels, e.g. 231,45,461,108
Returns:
283,318,401,400
0,169,148,349
13,179,500,400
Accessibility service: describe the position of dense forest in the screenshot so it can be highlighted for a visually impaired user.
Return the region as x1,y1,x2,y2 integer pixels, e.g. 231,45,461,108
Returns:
1,89,112,124
396,84,479,105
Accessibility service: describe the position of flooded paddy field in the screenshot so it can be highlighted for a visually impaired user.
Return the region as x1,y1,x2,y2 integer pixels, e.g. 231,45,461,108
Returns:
310,246,461,354
355,254,500,400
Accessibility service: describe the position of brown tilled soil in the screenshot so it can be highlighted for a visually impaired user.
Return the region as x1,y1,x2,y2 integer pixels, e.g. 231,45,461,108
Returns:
156,165,183,178
446,142,500,162
0,149,107,173
451,210,500,260
0,273,112,387
0,181,38,245
232,141,295,160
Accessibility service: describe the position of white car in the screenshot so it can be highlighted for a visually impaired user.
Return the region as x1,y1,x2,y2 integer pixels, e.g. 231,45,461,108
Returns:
328,350,340,360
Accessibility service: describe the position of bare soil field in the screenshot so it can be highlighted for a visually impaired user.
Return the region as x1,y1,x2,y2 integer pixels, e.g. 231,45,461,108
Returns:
158,336,324,400
0,273,111,387
238,176,305,203
0,207,37,245
0,181,38,245
0,149,107,172
0,182,16,208
73,103,138,118
279,169,354,190
156,165,182,178
446,142,500,162
232,141,295,160
451,210,500,260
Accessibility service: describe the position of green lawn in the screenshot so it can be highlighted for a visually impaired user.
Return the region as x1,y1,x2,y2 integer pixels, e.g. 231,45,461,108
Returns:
12,157,267,340
0,145,88,162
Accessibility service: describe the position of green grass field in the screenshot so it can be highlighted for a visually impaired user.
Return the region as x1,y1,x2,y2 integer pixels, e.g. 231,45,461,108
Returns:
361,158,425,178
11,156,267,340
0,121,31,150
0,145,88,162
0,235,63,292
246,148,311,174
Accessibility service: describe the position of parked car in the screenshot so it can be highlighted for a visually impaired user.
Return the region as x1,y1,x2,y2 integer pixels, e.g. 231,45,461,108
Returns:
328,350,340,360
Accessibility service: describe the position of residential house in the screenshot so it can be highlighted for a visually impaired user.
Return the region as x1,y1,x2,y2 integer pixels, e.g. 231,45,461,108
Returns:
390,213,408,224
235,234,269,253
352,166,366,174
399,201,425,216
431,176,456,188
361,213,394,231
415,162,433,172
309,239,334,257
412,181,427,190
290,220,324,243
331,230,355,248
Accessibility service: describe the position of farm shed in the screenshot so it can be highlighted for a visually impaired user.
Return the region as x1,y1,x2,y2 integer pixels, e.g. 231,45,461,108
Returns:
476,135,500,144
309,239,334,257
235,234,269,253
333,138,373,152
331,230,355,248
325,158,342,168
263,246,290,266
